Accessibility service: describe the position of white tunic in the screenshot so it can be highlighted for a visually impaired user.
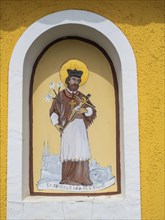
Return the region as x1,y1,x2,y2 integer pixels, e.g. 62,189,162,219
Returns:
60,118,91,162
50,107,93,162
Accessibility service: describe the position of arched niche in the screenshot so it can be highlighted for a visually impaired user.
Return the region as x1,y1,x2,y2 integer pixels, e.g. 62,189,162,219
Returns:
30,37,120,196
8,10,141,219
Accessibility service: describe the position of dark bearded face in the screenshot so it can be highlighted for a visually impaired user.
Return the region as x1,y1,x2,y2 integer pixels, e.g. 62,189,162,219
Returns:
67,76,80,91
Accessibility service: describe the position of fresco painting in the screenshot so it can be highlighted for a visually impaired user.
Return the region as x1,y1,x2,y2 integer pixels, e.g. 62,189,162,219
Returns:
32,39,118,194
37,60,115,192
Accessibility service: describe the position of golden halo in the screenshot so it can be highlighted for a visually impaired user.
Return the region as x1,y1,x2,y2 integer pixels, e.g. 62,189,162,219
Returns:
60,60,89,86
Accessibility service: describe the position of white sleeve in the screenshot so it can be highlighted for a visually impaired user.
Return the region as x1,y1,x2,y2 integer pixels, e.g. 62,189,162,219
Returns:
84,107,93,117
50,112,59,125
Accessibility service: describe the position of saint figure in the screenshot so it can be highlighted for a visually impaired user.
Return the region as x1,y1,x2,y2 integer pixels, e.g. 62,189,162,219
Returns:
50,68,96,186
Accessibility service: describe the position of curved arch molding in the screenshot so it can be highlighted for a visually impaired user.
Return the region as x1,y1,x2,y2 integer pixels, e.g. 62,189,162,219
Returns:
8,10,141,219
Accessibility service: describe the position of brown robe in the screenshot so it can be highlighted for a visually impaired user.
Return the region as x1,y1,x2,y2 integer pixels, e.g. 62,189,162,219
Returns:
50,89,96,185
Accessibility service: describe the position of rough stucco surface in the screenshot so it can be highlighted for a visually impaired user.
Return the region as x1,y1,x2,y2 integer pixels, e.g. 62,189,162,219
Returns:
0,1,164,219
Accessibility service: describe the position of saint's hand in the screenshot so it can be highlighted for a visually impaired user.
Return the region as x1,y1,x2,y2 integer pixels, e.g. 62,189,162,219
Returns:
74,106,87,114
78,107,88,114
55,124,63,134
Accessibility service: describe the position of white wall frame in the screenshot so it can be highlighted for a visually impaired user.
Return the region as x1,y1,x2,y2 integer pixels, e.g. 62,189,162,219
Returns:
7,10,141,219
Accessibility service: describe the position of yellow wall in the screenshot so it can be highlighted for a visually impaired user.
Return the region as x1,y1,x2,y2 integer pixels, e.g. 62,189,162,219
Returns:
0,1,164,219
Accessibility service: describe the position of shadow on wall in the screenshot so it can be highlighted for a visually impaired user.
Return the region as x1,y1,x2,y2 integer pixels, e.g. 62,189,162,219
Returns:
0,1,164,32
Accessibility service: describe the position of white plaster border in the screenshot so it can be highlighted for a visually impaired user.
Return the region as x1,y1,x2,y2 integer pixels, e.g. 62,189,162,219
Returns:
7,10,141,219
